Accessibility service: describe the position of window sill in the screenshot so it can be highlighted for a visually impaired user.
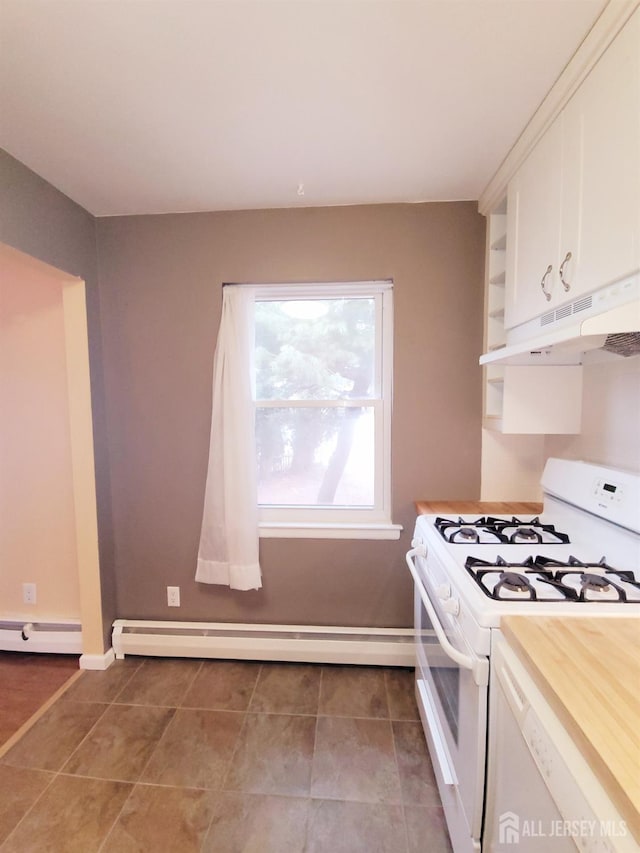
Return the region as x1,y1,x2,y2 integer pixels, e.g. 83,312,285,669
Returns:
259,522,403,540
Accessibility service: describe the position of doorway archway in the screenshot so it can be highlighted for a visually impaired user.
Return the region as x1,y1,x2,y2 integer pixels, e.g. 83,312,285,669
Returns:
0,243,105,664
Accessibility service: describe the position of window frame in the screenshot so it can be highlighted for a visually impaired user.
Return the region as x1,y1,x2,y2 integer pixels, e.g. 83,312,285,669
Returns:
252,280,400,540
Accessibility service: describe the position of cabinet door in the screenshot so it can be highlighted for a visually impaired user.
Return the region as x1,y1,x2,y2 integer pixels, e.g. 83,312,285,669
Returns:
504,117,563,330
570,9,640,298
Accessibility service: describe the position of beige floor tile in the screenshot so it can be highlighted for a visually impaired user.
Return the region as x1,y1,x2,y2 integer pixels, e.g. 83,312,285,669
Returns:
0,700,107,772
0,765,54,844
1,773,131,853
62,704,174,782
306,799,407,853
141,708,244,788
61,659,141,704
224,713,315,797
385,668,419,721
203,791,309,853
115,658,201,706
392,720,440,806
319,665,389,718
181,660,261,711
102,783,215,853
249,663,321,715
311,716,401,804
404,805,453,853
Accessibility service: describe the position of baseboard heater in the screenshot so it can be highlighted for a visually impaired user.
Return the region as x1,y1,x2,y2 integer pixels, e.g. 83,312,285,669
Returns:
112,620,415,667
0,621,82,654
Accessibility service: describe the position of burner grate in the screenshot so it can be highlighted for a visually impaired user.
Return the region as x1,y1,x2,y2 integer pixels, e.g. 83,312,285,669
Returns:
464,555,638,602
435,516,569,545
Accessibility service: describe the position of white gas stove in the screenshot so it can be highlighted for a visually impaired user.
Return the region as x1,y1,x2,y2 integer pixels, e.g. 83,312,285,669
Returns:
412,459,640,648
406,458,640,853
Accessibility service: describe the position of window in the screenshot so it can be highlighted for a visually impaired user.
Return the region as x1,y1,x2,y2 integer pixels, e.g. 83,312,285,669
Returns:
253,281,399,539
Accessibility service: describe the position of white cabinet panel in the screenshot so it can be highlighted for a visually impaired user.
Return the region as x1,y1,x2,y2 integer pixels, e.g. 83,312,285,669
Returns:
505,118,563,330
572,7,640,298
504,9,640,333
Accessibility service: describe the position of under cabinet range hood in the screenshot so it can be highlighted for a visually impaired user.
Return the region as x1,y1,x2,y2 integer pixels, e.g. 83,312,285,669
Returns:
480,274,640,365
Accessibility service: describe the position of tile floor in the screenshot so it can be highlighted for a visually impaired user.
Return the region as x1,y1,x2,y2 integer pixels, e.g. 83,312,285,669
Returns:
0,657,452,852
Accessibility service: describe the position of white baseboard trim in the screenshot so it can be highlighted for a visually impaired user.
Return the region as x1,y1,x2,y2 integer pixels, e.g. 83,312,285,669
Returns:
79,647,115,670
112,620,415,667
0,621,82,655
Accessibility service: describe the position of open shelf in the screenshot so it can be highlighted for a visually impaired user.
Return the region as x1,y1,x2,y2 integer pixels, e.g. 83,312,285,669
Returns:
490,233,507,252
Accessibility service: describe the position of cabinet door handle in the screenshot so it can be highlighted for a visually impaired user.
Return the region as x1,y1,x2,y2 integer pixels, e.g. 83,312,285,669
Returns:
540,264,553,301
559,251,572,291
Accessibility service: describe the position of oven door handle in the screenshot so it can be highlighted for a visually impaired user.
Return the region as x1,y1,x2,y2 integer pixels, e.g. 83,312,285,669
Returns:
406,548,489,687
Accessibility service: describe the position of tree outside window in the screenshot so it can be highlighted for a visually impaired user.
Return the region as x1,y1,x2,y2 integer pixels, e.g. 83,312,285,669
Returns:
253,282,393,527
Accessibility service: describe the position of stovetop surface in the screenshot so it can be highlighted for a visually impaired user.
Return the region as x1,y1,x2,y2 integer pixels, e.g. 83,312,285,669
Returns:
413,508,640,624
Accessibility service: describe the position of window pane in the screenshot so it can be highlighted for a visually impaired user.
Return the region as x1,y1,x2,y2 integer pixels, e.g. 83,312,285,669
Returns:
256,406,374,507
255,298,376,401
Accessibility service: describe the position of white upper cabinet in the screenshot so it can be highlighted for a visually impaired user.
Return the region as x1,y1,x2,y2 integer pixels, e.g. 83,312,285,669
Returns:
571,9,640,298
504,8,640,332
505,115,564,329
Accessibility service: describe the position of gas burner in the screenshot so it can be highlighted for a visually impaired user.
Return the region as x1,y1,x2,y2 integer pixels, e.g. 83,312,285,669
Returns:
580,573,611,592
456,527,480,543
511,527,541,543
494,517,570,545
434,517,508,544
573,572,630,602
536,557,640,603
499,572,532,592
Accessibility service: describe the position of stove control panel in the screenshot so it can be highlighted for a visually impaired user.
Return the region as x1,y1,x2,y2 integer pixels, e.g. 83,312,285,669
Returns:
542,458,640,535
593,478,624,507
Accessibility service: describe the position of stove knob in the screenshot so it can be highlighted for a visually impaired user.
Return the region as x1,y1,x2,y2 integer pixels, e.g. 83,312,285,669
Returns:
441,598,460,616
436,584,451,600
410,538,427,557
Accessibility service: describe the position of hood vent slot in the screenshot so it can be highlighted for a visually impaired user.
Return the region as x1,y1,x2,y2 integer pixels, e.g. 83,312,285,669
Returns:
538,293,595,329
572,295,592,314
603,332,640,357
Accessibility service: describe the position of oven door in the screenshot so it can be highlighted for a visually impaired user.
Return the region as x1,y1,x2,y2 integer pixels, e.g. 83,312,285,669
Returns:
407,545,489,853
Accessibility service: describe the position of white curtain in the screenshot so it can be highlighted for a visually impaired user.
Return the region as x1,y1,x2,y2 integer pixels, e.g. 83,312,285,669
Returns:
196,285,262,590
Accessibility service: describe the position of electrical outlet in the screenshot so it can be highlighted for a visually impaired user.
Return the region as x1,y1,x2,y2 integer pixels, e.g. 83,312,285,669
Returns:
23,582,37,605
167,586,180,607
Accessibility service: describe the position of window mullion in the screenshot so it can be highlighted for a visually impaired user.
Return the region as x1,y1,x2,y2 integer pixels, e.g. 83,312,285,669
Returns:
255,399,377,408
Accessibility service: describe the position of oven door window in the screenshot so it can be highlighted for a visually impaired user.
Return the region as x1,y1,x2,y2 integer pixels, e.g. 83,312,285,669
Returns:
416,594,461,743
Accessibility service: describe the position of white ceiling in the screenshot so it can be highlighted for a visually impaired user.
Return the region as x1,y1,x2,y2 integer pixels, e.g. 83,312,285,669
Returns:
0,0,607,217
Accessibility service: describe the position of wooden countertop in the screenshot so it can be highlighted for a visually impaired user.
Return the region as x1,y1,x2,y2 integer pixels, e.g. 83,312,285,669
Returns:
502,616,640,843
414,500,543,515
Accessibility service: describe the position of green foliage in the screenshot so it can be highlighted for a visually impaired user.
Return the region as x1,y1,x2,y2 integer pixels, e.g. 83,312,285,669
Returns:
255,297,376,489
255,298,375,400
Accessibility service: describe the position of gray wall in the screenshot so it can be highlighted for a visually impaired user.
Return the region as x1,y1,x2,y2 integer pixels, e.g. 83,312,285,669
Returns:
96,203,485,627
0,149,115,648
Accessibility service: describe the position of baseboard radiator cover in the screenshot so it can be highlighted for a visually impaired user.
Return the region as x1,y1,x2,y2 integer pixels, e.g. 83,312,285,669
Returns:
112,620,415,667
0,621,82,654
